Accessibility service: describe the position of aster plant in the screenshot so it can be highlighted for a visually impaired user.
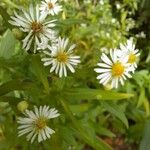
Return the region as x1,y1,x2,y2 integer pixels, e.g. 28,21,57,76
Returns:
1,1,149,150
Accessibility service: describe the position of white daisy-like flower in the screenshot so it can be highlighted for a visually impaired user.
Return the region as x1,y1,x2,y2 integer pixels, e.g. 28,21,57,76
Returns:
9,5,57,53
119,38,140,72
41,37,80,77
94,49,133,88
40,0,62,16
17,106,60,143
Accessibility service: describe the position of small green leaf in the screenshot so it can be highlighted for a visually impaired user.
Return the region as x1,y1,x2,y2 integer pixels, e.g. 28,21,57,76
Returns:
137,88,145,108
143,98,150,117
89,122,115,138
102,102,129,128
0,30,16,59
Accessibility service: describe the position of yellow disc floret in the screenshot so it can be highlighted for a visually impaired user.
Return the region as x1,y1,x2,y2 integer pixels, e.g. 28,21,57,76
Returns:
128,53,137,64
31,21,43,33
35,118,47,131
112,62,125,77
48,2,53,9
56,52,68,63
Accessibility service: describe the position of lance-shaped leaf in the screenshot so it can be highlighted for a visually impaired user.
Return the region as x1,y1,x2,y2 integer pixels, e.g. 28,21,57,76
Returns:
102,102,129,128
64,88,134,101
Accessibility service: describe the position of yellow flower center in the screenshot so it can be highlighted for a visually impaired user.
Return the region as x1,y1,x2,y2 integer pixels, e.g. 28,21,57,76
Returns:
56,52,68,63
35,118,46,131
31,21,43,33
128,53,137,64
48,2,53,9
112,62,125,77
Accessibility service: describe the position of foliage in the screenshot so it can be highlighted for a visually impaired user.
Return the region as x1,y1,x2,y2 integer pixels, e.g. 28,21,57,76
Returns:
0,0,150,150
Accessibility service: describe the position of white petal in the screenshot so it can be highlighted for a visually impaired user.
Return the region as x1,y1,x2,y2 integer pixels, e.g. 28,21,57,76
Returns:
38,132,43,143
59,63,63,77
101,53,112,65
66,63,75,73
94,68,110,73
97,63,111,68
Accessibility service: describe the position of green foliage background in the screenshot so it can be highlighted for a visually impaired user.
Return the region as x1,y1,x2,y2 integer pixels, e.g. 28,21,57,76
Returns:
0,0,150,149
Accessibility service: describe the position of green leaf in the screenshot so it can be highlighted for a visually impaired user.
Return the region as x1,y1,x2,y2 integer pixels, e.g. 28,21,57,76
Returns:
30,55,49,94
69,103,93,112
60,99,113,150
137,88,145,107
102,102,129,128
0,79,34,96
0,30,16,59
89,122,115,138
143,98,150,117
0,96,22,103
60,126,76,146
140,119,150,150
0,6,12,28
64,88,134,101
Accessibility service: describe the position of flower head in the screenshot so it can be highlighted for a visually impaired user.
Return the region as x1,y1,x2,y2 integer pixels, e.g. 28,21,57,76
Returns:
40,0,62,16
94,49,133,88
118,38,140,72
41,37,80,77
17,106,60,143
9,5,57,53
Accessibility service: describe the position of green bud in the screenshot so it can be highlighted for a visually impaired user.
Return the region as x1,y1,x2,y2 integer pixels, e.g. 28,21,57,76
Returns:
12,28,23,40
17,101,28,112
104,84,112,90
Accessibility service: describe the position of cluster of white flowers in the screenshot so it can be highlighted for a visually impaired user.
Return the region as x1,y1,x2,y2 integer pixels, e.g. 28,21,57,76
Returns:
95,38,140,89
9,0,80,78
8,0,141,144
9,0,79,143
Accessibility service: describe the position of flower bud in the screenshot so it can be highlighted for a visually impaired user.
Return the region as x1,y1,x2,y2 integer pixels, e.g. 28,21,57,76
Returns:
17,101,28,112
104,84,112,90
62,11,66,20
12,28,23,40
